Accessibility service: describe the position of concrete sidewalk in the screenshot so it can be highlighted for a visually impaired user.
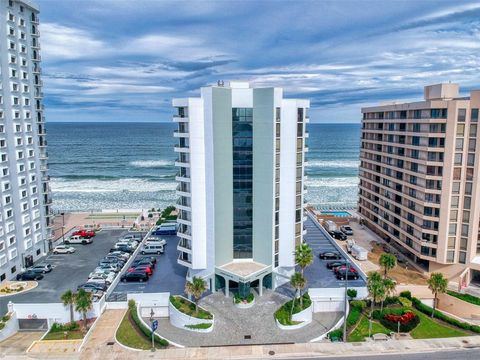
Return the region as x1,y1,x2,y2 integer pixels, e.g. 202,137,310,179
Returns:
131,336,480,359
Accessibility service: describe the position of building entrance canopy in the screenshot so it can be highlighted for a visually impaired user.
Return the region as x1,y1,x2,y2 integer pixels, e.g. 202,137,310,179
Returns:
216,261,271,297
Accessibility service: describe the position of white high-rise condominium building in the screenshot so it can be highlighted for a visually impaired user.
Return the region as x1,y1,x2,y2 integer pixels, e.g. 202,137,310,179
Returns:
0,0,51,282
173,81,309,296
359,83,480,286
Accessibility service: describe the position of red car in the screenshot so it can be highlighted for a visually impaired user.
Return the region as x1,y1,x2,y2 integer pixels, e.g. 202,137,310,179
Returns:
128,265,152,276
72,229,96,238
334,265,357,273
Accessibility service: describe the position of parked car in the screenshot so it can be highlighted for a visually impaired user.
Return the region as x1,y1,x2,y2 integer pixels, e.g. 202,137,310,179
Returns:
82,288,104,301
324,220,337,233
132,257,156,268
329,230,347,240
78,282,107,292
334,265,357,273
108,251,130,261
326,261,346,270
102,256,126,265
92,265,119,274
87,277,111,286
28,263,52,274
72,229,96,238
121,271,149,282
122,233,143,241
65,235,93,245
53,245,76,254
141,243,164,255
97,263,121,273
128,264,153,276
351,245,368,261
116,240,138,248
340,225,354,236
335,268,359,280
88,269,116,280
346,239,356,253
319,251,342,260
152,223,176,236
144,237,166,246
16,270,44,281
111,244,134,253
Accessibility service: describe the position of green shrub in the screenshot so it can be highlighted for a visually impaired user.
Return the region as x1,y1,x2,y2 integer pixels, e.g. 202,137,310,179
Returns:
347,307,361,327
185,323,212,330
350,300,367,310
169,296,213,319
447,291,480,306
412,297,480,333
328,328,343,341
155,219,163,225
234,292,254,304
2,314,10,322
383,296,399,306
399,291,412,300
49,322,79,333
347,289,357,299
379,310,420,332
128,301,168,347
0,323,5,330
398,297,412,308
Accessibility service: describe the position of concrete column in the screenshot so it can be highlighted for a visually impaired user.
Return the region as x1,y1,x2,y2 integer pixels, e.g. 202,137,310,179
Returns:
259,277,263,296
225,277,229,297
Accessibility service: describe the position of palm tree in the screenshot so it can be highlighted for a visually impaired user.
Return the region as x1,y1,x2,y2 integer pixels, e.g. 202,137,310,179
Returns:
290,272,306,307
381,278,397,311
294,243,314,276
367,271,385,312
427,272,448,318
185,276,207,314
61,290,76,324
379,253,397,279
75,289,93,330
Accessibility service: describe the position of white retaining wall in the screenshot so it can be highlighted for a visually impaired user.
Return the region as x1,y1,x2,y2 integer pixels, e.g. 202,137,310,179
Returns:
291,303,313,323
169,296,214,331
0,312,18,342
128,293,170,318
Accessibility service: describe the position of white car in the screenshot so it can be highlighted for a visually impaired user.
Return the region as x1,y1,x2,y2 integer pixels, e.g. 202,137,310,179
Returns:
144,238,166,246
88,275,114,286
88,271,115,282
65,235,93,245
53,245,75,254
108,251,130,261
116,240,138,248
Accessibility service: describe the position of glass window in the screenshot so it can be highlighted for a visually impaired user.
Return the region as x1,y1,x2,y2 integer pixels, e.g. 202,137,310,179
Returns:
451,196,459,207
471,108,479,122
470,124,477,137
462,210,470,224
455,138,464,151
464,196,471,209
453,168,461,180
465,182,472,195
446,251,455,263
458,108,466,122
452,182,460,194
449,210,457,221
454,153,462,165
468,139,476,151
456,124,465,136
467,153,475,166
448,223,457,235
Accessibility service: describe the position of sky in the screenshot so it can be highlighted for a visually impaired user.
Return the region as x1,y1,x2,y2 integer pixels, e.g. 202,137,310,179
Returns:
37,0,480,123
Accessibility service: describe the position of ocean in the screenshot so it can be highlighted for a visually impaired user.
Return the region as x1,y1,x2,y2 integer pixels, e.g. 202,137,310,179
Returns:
46,122,360,212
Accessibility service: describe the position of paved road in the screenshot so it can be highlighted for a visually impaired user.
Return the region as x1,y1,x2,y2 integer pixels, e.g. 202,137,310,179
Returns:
285,348,480,360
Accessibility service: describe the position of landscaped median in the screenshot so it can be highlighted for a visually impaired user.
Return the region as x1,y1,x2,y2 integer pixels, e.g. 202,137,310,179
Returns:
234,292,255,309
169,295,214,332
115,300,169,350
275,293,313,330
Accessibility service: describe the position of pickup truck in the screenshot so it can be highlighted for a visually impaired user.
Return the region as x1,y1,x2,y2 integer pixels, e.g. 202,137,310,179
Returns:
65,235,93,245
72,229,96,238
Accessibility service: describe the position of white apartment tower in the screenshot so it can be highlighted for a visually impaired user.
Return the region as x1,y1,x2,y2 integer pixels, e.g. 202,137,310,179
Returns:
0,0,51,282
173,81,309,296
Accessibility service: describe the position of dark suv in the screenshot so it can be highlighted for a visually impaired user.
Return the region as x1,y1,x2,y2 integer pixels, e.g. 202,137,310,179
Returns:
16,270,44,281
330,230,347,240
319,251,342,260
121,271,149,282
335,268,359,280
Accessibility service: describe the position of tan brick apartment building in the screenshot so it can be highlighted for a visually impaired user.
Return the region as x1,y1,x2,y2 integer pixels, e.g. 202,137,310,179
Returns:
359,83,480,286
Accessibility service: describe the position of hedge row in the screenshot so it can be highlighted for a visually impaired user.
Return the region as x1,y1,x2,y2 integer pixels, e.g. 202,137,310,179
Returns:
447,291,480,306
412,297,480,333
128,300,169,347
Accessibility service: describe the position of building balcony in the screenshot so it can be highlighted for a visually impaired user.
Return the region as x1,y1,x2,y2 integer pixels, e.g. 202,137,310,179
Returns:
177,252,192,268
173,130,189,138
177,230,192,241
176,198,191,211
174,160,190,168
173,115,189,122
177,239,192,253
305,116,310,124
174,146,190,153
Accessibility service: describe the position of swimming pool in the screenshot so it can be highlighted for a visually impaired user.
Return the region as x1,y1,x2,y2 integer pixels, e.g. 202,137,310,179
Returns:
320,210,352,217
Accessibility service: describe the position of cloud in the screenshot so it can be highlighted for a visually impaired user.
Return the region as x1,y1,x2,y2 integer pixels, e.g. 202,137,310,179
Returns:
37,0,480,123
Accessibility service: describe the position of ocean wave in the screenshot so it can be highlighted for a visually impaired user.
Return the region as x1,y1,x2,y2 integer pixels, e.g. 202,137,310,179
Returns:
305,160,360,168
129,160,173,168
50,177,177,193
305,177,359,188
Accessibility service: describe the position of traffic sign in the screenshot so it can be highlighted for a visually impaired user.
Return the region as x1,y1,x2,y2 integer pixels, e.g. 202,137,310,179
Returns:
151,319,158,331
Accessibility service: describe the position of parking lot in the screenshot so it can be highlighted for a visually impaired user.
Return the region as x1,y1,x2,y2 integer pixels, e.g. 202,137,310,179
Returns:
107,234,187,301
0,229,130,314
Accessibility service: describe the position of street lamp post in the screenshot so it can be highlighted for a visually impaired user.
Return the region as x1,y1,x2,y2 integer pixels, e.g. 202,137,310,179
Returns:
149,309,156,352
343,259,349,341
61,212,65,243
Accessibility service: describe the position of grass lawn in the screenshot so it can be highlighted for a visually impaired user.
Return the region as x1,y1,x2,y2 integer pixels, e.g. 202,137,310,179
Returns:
43,330,84,340
348,314,390,342
410,310,469,339
116,311,160,350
